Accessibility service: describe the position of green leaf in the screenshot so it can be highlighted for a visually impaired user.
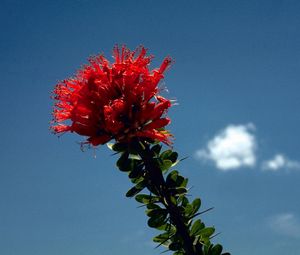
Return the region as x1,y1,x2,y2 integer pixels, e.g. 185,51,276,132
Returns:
166,170,178,185
126,186,142,197
112,142,128,152
166,170,186,188
184,203,194,216
128,159,140,172
147,203,161,210
116,152,130,171
181,197,189,207
201,236,211,246
130,176,144,184
160,150,178,163
180,178,188,188
184,198,202,218
169,152,178,162
192,198,201,213
151,144,162,155
170,195,177,205
117,151,142,173
126,180,147,197
135,194,151,203
175,187,187,195
160,149,172,159
147,210,168,228
157,223,176,232
135,194,159,204
173,251,185,255
147,208,167,218
191,219,205,236
161,159,173,172
211,244,223,255
129,154,141,160
203,244,212,254
170,187,187,196
168,242,181,251
128,163,144,179
153,232,170,243
199,227,215,238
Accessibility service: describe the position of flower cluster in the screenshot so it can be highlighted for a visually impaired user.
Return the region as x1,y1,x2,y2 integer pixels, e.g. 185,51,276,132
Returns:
51,46,173,146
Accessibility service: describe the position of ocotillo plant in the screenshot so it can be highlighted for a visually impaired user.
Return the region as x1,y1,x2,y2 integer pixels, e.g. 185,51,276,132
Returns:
51,45,230,255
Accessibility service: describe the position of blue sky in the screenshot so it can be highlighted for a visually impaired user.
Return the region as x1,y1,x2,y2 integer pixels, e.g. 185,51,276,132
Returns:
1,0,300,254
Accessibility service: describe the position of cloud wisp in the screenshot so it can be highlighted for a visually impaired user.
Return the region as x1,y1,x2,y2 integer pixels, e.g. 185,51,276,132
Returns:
195,123,256,171
262,154,300,171
268,213,300,239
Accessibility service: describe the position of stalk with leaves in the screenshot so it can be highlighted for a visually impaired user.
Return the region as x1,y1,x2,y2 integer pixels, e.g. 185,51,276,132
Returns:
110,139,230,255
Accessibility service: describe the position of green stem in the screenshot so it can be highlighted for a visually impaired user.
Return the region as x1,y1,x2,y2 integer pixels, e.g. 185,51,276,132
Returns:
136,141,203,255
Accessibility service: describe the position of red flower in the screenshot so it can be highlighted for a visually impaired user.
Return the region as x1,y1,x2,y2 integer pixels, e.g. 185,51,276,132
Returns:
51,46,173,146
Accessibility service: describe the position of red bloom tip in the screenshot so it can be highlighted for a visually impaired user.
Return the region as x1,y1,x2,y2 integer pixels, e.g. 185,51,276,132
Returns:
159,57,172,74
144,118,171,130
51,46,173,146
51,124,71,134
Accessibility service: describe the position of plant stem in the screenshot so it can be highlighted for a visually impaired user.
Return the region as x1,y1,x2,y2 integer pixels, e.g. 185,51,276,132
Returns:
136,141,203,255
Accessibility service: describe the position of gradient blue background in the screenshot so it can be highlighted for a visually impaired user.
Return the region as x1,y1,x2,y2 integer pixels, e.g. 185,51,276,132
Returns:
1,0,300,254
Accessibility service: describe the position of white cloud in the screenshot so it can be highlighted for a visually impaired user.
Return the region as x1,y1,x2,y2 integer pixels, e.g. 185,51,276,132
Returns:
268,213,300,238
195,123,256,171
262,154,300,171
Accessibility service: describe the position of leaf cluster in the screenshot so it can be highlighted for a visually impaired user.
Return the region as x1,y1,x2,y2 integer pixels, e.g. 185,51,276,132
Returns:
109,141,230,255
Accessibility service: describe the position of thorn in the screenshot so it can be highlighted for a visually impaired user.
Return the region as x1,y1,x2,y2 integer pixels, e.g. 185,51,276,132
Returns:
189,207,214,220
210,232,221,239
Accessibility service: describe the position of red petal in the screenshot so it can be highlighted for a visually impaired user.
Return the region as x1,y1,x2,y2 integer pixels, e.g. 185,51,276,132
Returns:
144,118,171,130
88,135,111,146
158,57,172,74
51,124,71,134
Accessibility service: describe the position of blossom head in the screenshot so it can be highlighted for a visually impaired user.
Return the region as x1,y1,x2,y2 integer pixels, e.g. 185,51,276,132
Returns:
51,46,173,146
